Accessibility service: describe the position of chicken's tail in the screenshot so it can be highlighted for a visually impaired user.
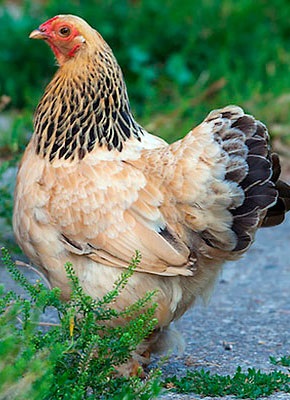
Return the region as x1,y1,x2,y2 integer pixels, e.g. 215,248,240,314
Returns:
260,154,290,227
205,106,290,252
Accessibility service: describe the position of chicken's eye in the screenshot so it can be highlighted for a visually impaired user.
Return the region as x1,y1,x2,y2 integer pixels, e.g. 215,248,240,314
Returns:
59,26,71,37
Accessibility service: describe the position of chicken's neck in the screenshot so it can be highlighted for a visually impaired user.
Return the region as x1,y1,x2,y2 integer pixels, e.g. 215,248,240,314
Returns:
33,50,145,162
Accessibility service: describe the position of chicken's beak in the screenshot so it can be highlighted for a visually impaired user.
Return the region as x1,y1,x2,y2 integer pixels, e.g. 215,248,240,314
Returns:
29,29,49,40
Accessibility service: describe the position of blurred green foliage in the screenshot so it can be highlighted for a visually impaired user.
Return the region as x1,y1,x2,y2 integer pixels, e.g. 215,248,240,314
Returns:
0,0,289,143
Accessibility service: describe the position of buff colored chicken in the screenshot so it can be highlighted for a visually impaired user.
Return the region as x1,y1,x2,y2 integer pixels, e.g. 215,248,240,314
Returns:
13,15,290,374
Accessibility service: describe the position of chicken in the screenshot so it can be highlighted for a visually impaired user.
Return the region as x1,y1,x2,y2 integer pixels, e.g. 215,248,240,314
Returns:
13,15,290,373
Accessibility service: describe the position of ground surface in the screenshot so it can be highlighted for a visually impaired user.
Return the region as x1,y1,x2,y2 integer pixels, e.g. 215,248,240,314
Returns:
0,168,289,399
157,215,290,399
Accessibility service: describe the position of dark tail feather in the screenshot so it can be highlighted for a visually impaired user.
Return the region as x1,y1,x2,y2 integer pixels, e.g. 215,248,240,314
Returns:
222,114,289,250
228,117,278,251
261,179,290,227
261,153,290,227
205,107,290,252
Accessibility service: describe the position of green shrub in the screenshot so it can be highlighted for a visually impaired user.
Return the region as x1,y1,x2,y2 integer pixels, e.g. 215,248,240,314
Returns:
0,249,162,399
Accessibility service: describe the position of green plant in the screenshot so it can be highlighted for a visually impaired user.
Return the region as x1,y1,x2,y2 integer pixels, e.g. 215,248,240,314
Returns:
0,249,162,399
0,157,21,251
0,111,32,156
0,183,12,228
0,159,15,235
163,365,290,399
270,355,290,368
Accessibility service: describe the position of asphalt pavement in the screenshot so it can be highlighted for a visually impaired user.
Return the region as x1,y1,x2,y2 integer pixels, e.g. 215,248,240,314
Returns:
157,214,290,399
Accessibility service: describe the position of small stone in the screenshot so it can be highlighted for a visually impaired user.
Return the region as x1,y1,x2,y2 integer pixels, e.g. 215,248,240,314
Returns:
223,341,233,350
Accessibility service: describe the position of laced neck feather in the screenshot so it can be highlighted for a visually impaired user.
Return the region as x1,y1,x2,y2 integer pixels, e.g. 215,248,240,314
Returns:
33,47,145,162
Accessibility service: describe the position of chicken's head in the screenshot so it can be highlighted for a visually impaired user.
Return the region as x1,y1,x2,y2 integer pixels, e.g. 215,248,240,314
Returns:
29,15,105,66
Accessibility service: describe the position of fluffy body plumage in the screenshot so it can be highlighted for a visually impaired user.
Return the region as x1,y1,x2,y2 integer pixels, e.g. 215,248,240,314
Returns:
13,15,290,372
